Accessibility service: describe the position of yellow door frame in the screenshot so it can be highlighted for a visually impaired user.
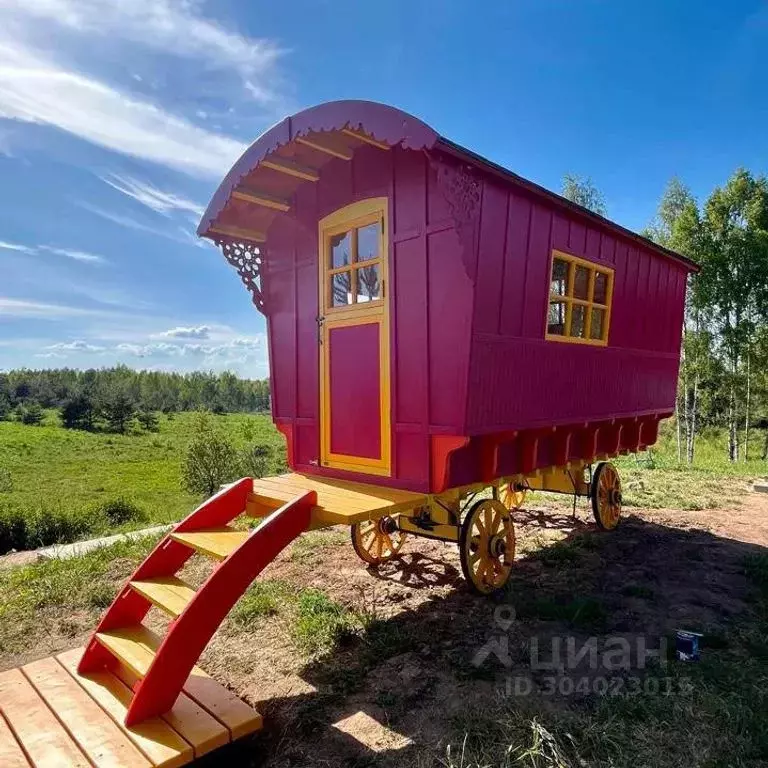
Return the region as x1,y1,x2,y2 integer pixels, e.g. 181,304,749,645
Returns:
318,197,391,476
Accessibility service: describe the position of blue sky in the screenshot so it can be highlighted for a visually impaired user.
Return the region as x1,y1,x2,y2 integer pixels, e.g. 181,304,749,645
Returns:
1,0,765,377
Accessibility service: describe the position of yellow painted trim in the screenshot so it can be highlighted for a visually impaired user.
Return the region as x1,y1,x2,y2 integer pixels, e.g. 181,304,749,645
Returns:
296,135,353,161
545,249,614,346
318,197,391,476
341,128,390,150
209,224,266,242
260,156,320,181
232,188,290,212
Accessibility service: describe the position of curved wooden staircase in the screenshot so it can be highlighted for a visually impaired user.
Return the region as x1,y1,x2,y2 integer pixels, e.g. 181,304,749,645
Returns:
78,477,317,726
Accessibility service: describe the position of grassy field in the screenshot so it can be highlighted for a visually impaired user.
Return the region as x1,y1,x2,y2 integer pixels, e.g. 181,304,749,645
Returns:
0,410,285,553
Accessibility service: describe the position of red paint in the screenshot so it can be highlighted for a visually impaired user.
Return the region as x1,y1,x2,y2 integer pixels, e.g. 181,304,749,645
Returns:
200,101,698,493
328,322,381,460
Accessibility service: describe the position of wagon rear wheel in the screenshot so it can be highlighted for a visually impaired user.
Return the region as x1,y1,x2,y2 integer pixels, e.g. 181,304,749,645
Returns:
591,462,622,530
499,482,527,510
459,499,515,595
351,517,407,565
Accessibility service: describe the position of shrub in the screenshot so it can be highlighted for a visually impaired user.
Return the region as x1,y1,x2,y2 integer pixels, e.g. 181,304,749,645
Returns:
0,503,102,553
136,409,159,432
20,403,44,426
61,393,96,431
100,389,136,434
94,498,148,526
181,412,239,497
240,443,273,479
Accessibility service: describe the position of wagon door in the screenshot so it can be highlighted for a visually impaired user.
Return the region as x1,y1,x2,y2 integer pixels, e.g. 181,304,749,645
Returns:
318,198,391,476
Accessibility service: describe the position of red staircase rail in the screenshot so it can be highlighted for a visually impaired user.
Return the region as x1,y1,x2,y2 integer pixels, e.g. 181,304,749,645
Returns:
124,490,315,724
78,478,254,675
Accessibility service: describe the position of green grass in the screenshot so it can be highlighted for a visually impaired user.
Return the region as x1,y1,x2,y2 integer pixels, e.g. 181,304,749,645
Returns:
0,411,284,553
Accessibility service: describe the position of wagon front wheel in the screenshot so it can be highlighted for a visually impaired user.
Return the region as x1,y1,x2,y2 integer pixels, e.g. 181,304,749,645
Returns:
591,461,622,530
499,481,527,510
351,517,407,565
459,499,516,595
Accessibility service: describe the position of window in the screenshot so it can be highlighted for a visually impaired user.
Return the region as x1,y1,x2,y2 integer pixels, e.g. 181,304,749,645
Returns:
326,218,383,309
546,251,613,345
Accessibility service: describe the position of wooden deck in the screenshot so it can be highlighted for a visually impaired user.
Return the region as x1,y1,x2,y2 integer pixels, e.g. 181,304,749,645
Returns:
246,473,427,527
0,648,262,767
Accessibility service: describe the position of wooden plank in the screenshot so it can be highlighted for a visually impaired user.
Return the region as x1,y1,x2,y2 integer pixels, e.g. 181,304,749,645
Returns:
232,188,290,212
0,668,89,767
296,135,353,161
182,667,262,740
22,657,150,768
252,478,374,511
260,156,319,181
209,224,266,243
57,649,192,768
112,662,229,757
96,624,160,678
341,128,390,150
0,711,30,768
254,474,380,504
130,577,196,619
290,473,424,505
170,528,249,561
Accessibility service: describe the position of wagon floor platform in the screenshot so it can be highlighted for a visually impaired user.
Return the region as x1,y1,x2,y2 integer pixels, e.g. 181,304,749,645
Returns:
246,473,427,527
0,648,262,767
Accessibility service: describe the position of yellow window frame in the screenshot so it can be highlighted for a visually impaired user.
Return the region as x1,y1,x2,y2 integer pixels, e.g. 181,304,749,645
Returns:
545,250,614,346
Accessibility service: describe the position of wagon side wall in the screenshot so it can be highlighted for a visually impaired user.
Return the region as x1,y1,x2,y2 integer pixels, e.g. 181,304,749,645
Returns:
464,174,688,434
265,146,473,491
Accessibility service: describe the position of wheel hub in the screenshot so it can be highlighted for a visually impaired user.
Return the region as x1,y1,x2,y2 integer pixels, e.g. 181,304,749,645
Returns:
378,516,398,534
489,534,507,558
609,489,622,506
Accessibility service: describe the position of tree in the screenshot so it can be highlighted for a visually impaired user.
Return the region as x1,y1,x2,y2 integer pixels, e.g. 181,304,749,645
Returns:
136,409,159,432
100,389,136,434
61,393,95,431
20,403,44,426
240,444,273,479
181,412,239,496
561,174,607,216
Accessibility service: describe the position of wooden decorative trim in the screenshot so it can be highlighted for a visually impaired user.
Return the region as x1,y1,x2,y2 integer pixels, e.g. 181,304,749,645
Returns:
214,238,267,313
296,136,353,161
210,224,266,243
260,157,320,181
232,188,290,212
341,128,390,150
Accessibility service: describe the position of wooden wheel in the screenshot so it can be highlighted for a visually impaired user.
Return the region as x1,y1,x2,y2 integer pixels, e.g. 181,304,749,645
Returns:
459,499,516,595
351,517,407,564
499,481,527,510
591,462,622,530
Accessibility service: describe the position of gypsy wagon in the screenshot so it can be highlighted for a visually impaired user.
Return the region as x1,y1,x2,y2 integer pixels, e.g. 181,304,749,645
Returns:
65,101,697,732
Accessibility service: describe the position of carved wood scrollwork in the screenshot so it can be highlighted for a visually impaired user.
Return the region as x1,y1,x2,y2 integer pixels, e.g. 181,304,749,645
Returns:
215,237,266,313
429,156,482,279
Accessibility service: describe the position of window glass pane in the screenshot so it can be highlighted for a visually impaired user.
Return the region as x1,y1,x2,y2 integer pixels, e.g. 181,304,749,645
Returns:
357,222,379,263
548,301,567,335
594,272,608,304
331,271,352,307
356,264,381,302
573,266,590,300
551,258,568,296
330,231,351,268
571,305,587,338
590,307,605,340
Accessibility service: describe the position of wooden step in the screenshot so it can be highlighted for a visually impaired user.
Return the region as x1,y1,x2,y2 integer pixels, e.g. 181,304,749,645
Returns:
170,527,249,561
130,576,196,618
95,625,163,679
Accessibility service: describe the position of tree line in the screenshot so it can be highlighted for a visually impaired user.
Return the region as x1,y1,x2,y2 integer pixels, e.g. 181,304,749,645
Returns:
563,169,768,462
0,367,271,433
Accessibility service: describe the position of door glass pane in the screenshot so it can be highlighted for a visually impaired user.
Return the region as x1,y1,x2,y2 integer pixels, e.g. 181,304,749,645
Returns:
573,266,590,300
548,301,567,335
551,258,568,296
356,264,381,302
331,271,352,307
330,231,352,268
590,307,605,340
357,222,379,263
571,304,587,338
594,272,608,304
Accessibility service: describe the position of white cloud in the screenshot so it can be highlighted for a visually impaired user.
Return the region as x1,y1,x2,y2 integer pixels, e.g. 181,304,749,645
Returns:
101,174,204,217
39,245,105,263
0,239,34,254
0,297,112,318
160,325,211,339
47,339,104,352
0,0,283,96
116,336,261,359
0,39,247,179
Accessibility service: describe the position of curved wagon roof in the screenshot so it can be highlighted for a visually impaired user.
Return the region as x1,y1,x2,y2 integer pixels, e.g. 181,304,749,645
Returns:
198,99,698,272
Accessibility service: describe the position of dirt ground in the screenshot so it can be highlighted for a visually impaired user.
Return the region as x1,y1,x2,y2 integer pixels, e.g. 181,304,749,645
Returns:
3,492,768,767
